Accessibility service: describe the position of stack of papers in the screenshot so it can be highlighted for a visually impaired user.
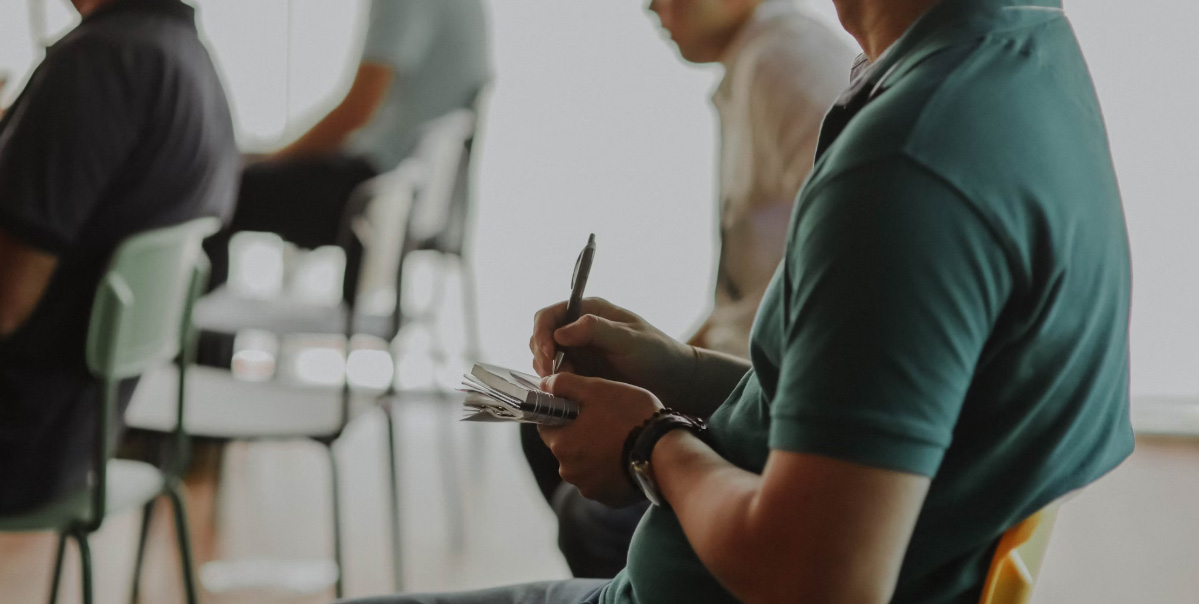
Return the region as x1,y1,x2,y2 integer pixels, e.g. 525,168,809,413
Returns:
459,363,578,426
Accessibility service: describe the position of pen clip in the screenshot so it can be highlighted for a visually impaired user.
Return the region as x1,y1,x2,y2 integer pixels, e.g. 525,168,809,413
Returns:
571,248,585,289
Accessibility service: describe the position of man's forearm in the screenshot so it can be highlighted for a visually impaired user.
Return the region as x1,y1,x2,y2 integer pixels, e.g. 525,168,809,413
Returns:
650,430,778,603
0,230,58,337
273,62,392,161
649,430,924,604
670,346,751,418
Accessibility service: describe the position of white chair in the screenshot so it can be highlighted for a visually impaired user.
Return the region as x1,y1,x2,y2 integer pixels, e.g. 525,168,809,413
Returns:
126,106,485,596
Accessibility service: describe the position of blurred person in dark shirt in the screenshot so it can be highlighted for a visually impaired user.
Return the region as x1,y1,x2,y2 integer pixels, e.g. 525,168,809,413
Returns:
0,0,237,513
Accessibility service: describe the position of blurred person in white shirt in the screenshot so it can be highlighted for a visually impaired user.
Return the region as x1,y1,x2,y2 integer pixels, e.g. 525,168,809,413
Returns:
520,0,857,580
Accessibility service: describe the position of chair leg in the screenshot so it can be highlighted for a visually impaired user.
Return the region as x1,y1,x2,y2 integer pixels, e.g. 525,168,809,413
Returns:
129,500,156,604
434,389,466,559
459,257,482,363
385,403,404,592
47,531,67,604
326,444,345,599
166,481,200,604
73,529,94,604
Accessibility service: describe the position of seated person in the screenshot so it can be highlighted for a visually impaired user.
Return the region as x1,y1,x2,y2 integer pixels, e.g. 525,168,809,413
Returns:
202,0,491,291
344,0,1134,602
519,0,856,578
0,0,237,513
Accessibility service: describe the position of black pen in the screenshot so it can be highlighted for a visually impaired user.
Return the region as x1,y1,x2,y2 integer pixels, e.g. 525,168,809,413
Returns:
554,233,596,374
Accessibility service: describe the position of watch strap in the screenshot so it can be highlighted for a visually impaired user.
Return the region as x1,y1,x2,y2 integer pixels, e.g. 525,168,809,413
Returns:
623,408,707,508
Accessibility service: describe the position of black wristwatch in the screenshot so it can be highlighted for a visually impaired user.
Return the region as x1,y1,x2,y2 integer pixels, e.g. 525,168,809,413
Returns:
623,409,708,508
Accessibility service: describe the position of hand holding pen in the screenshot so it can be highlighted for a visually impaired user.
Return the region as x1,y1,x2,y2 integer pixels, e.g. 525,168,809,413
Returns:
554,233,596,374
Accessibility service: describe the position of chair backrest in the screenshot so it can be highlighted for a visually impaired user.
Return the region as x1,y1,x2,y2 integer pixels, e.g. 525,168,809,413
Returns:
345,108,479,318
86,217,222,380
977,502,1062,604
407,108,478,251
81,216,220,529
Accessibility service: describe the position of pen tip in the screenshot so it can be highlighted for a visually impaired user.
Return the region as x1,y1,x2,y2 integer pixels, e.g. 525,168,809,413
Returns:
588,233,596,245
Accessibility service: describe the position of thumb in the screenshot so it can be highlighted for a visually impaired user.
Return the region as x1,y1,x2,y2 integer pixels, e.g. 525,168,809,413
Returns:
554,314,628,351
541,372,605,402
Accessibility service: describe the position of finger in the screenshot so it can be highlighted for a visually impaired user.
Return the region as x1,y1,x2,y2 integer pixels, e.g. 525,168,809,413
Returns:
554,314,628,351
580,297,645,325
541,372,606,402
536,423,562,444
532,301,569,375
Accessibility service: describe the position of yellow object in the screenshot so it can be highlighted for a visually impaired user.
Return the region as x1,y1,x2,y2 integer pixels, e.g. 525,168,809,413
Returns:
977,503,1062,604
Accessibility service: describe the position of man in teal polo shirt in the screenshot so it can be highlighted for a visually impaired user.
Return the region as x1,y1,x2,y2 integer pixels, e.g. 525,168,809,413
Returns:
343,0,1133,602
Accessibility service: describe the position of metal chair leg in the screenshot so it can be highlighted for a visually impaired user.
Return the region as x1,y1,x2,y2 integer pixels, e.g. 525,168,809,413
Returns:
74,529,94,604
166,481,199,604
129,499,156,604
47,531,67,604
385,403,404,592
434,389,466,559
459,257,482,363
326,443,345,599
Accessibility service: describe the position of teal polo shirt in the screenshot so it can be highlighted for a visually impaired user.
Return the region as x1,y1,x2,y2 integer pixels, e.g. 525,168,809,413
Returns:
603,0,1134,603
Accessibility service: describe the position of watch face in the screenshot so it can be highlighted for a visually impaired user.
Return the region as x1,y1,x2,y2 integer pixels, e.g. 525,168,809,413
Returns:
632,460,665,507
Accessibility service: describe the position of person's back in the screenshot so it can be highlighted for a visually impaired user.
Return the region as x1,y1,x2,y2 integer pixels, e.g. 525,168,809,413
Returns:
348,0,491,172
0,0,237,513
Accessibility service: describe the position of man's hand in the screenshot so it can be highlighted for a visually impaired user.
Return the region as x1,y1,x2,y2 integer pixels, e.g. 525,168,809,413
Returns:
538,372,664,507
530,297,694,407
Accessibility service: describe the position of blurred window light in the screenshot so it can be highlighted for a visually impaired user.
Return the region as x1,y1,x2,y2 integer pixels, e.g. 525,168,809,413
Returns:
229,232,286,298
231,330,279,382
346,348,395,391
292,346,346,387
288,245,346,306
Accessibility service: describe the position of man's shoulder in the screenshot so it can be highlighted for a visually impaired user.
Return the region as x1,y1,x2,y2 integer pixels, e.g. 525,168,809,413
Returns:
52,10,199,65
823,20,1107,196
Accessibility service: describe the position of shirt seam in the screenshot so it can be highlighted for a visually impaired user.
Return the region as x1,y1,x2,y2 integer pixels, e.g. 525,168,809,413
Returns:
771,410,949,450
0,205,69,254
799,155,1022,294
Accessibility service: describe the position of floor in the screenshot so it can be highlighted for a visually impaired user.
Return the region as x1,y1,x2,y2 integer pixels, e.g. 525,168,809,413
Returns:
2,401,1198,604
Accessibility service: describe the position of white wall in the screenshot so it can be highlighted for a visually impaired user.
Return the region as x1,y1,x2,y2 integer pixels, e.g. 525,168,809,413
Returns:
1,0,1194,397
1067,1,1199,397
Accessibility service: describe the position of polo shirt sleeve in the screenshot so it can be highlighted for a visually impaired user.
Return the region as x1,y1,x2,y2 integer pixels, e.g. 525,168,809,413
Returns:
361,0,440,74
0,39,145,254
769,157,1013,477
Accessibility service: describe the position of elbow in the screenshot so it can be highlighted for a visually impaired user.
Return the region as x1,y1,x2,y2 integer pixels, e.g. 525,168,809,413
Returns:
728,566,893,604
0,312,21,339
704,523,894,604
747,581,893,604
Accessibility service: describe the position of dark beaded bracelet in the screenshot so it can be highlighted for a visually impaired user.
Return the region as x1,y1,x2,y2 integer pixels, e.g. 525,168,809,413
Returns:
622,408,674,490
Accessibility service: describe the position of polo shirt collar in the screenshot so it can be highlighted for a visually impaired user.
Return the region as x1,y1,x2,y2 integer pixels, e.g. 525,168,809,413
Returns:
840,0,1064,105
815,0,1064,163
84,0,196,27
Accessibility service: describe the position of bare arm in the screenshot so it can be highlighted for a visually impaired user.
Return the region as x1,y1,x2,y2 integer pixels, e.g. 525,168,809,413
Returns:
539,375,930,604
272,62,393,161
655,433,929,604
0,229,57,338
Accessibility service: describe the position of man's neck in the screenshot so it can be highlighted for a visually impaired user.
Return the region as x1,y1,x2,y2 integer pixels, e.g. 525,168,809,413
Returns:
72,0,122,18
711,2,761,65
833,0,944,60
